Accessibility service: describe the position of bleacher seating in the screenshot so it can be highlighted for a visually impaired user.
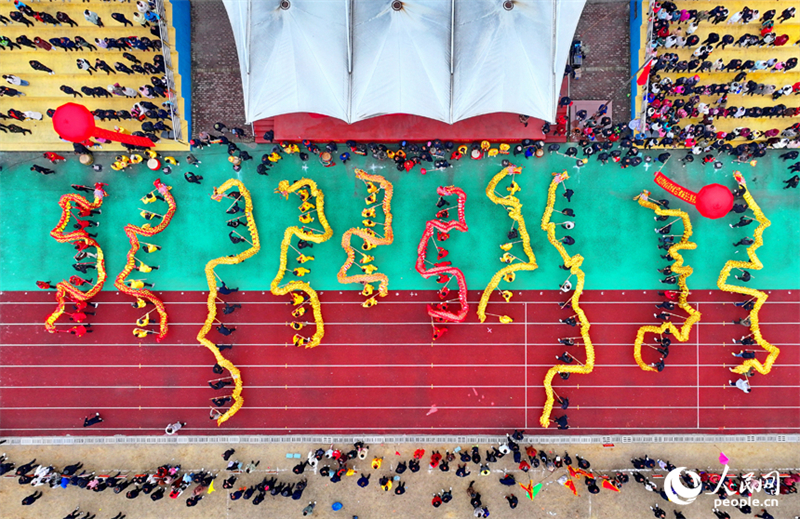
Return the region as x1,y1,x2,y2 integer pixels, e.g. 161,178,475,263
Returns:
0,0,187,152
642,0,800,146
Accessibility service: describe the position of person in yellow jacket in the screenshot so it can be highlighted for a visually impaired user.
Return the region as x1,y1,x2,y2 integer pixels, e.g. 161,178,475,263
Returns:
360,264,378,275
500,252,516,264
140,210,162,221
133,327,156,338
134,258,158,273
141,191,159,204
128,279,154,290
141,242,161,253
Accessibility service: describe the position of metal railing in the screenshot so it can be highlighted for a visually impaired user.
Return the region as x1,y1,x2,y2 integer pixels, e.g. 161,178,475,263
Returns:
153,0,185,143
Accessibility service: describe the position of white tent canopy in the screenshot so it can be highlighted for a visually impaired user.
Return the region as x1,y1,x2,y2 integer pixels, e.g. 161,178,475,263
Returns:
351,1,452,122
223,0,586,124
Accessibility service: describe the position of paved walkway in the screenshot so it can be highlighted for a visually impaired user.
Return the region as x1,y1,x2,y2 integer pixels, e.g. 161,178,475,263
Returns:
571,0,633,123
190,0,249,139
1,440,798,519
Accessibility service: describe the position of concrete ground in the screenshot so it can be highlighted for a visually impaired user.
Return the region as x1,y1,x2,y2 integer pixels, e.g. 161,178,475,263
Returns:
1,440,798,519
190,0,250,140
570,0,633,123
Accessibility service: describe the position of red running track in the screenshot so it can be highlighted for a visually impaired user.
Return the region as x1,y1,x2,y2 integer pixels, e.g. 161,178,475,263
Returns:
1,289,798,435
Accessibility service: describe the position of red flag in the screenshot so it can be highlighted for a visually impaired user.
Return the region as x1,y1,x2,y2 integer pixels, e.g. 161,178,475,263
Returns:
602,479,621,492
520,481,542,500
559,475,578,496
637,58,653,86
520,480,534,500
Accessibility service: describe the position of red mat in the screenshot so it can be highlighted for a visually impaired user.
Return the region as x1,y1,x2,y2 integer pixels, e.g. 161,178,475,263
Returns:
1,290,798,435
260,112,553,143
257,79,571,143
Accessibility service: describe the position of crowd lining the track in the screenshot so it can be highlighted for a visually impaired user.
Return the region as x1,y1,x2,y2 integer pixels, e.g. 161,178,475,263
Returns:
3,431,799,518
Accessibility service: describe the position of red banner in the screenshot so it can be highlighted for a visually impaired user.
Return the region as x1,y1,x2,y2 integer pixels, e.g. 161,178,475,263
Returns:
654,172,697,205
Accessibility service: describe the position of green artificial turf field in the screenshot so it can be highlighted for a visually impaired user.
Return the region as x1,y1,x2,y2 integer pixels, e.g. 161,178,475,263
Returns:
1,146,797,292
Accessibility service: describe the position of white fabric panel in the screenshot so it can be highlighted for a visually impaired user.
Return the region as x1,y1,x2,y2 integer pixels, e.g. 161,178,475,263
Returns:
554,1,586,103
453,0,585,124
222,0,585,125
223,0,350,123
222,0,251,116
351,0,452,123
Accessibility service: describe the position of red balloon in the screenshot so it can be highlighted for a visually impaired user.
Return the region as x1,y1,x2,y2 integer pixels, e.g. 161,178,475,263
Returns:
52,103,95,142
695,183,734,219
52,102,155,148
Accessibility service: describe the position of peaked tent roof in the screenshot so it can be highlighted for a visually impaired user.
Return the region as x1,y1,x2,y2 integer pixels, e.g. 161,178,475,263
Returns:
351,1,452,123
223,0,586,124
223,0,350,123
452,0,585,123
